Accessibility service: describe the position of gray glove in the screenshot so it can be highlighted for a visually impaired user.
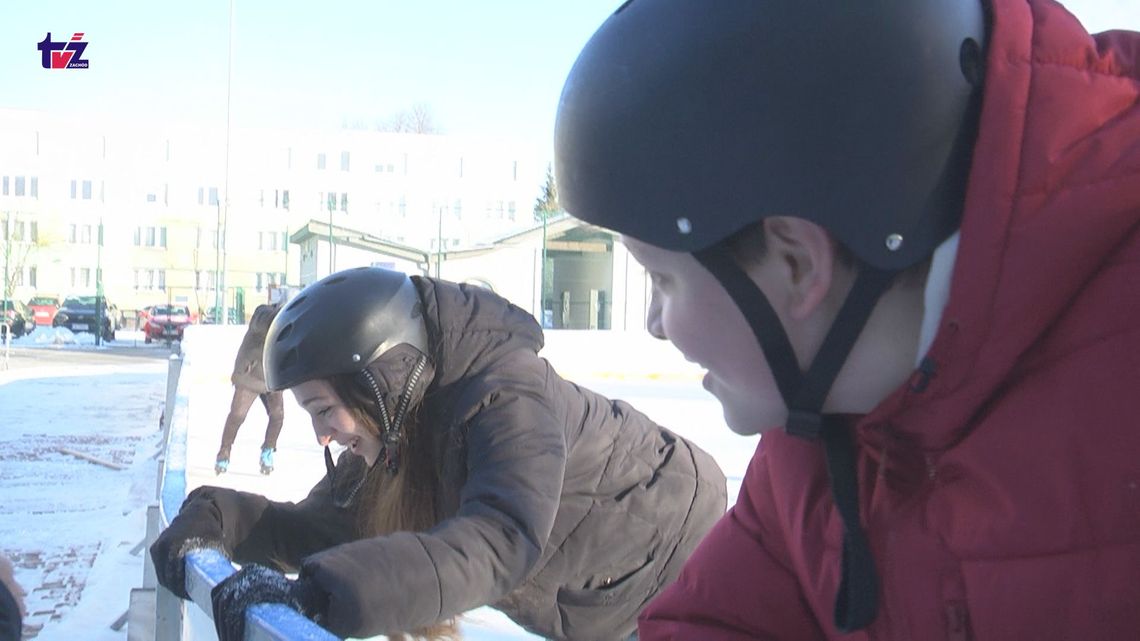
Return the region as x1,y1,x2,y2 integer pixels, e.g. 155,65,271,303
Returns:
211,563,329,641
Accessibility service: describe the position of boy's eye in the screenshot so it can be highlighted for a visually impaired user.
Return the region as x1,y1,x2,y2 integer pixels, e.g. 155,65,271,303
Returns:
317,407,332,417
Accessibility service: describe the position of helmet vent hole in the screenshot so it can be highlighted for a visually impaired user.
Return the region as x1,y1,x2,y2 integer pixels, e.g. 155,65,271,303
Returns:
959,38,984,89
286,294,306,311
676,217,692,234
614,0,635,14
275,323,293,342
324,276,347,286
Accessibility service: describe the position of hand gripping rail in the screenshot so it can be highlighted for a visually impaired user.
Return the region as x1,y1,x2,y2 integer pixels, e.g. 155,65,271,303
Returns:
183,549,339,641
157,352,340,641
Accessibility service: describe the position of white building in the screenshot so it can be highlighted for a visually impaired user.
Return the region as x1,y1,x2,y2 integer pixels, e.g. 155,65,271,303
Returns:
0,108,546,321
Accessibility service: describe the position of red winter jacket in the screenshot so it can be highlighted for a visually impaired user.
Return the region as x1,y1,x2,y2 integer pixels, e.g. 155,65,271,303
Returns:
639,0,1140,639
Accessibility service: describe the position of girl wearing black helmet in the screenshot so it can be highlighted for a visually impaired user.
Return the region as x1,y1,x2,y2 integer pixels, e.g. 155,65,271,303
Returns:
555,0,1140,639
150,266,726,641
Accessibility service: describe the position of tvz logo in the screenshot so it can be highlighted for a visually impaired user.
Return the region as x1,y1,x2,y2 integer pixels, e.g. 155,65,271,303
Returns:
37,32,90,69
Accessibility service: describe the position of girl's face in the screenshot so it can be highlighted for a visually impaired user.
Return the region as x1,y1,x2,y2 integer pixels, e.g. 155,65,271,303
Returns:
291,379,383,465
624,236,787,435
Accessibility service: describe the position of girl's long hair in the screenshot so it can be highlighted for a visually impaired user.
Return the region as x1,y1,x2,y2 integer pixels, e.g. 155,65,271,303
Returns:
328,370,460,641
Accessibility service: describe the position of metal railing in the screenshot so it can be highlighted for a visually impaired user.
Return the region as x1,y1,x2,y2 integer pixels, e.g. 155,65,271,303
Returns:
149,350,340,641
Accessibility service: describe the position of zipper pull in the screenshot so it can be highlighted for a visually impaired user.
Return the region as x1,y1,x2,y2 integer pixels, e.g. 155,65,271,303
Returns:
909,356,938,393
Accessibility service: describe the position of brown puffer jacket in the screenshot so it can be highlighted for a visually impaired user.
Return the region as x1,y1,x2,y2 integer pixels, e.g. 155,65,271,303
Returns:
180,278,727,640
230,303,281,393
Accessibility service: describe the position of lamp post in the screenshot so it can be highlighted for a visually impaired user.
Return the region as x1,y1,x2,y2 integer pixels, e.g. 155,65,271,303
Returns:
2,211,10,330
214,201,223,324
327,194,335,276
95,216,104,346
436,205,443,278
540,210,549,327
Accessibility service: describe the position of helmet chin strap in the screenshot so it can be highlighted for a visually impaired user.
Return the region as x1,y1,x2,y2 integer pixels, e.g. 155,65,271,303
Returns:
693,244,897,633
360,354,429,475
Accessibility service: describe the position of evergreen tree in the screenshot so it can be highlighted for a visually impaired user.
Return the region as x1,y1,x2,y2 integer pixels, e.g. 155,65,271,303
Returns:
533,164,560,221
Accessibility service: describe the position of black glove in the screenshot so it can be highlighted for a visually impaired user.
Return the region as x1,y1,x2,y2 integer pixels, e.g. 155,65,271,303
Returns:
149,489,229,599
211,563,329,641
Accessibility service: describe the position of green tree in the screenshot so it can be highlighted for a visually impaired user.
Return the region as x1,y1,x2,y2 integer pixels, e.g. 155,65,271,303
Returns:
533,164,560,221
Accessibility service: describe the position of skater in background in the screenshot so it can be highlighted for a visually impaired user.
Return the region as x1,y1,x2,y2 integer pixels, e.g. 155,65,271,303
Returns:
214,303,284,475
152,266,727,641
554,0,1140,638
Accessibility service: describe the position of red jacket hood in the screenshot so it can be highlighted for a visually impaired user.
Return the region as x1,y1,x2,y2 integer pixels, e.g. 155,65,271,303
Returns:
866,0,1140,450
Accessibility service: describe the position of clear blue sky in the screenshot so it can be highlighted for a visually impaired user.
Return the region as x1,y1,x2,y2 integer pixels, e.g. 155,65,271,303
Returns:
1,1,1137,162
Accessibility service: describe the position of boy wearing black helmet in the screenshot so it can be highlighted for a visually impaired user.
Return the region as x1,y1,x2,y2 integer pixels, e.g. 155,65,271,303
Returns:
150,267,726,641
556,0,1140,638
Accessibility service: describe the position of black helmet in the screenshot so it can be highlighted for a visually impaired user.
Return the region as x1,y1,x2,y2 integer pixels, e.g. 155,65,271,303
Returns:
555,0,986,270
264,267,428,391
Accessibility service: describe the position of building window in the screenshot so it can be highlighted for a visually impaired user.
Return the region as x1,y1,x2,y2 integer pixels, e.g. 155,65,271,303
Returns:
82,180,92,200
28,266,36,288
134,269,167,291
15,177,25,197
508,201,516,221
133,226,166,247
2,176,7,195
70,224,94,244
272,189,290,210
30,177,38,199
340,151,350,171
317,153,326,170
209,187,219,206
340,193,348,212
72,267,92,288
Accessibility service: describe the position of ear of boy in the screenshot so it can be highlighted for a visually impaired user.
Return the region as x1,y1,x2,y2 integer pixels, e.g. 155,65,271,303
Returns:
759,217,839,323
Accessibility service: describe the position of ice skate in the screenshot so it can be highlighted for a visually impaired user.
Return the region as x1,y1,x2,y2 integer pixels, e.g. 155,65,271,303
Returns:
259,447,274,475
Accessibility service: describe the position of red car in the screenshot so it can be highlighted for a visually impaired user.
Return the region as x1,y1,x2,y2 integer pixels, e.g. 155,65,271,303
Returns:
144,304,193,344
27,295,61,326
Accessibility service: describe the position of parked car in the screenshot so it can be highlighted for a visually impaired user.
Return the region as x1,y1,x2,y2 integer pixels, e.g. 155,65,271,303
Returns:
53,295,121,341
143,304,193,344
0,299,33,338
26,295,62,326
201,307,242,325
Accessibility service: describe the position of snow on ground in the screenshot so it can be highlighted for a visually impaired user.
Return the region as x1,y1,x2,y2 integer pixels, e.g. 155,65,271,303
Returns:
2,325,757,641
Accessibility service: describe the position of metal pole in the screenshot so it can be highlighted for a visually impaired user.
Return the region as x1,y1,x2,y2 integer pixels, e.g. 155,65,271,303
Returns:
327,198,334,276
3,211,9,321
214,201,222,323
220,0,235,323
436,206,442,278
2,210,10,349
95,216,104,346
540,211,547,324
